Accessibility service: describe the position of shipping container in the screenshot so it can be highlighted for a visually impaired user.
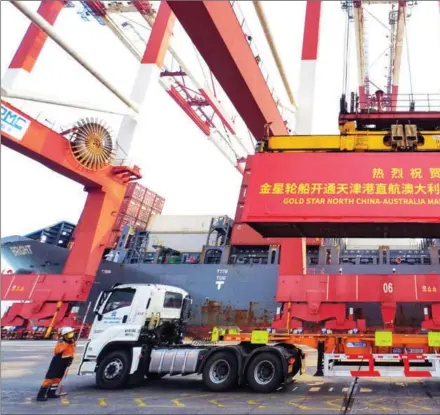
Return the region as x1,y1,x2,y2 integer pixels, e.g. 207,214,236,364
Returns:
113,213,136,231
119,197,142,218
125,182,146,201
143,190,156,208
134,219,149,231
146,215,216,234
137,205,152,223
242,152,440,238
146,232,209,253
153,195,166,211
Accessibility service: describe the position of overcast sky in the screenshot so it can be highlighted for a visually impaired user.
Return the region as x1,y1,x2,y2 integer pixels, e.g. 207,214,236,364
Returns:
1,0,439,240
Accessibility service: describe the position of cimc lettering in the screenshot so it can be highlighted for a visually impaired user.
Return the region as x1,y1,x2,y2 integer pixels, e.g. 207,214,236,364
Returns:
1,104,31,140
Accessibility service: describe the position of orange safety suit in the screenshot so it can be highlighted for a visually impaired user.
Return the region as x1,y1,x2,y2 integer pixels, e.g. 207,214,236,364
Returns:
36,339,76,401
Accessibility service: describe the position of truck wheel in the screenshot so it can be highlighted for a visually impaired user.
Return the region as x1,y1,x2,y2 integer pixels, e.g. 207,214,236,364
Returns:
202,352,238,392
96,350,131,389
246,352,283,393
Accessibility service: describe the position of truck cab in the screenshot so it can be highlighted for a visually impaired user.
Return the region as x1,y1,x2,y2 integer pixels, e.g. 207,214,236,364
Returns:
79,283,192,382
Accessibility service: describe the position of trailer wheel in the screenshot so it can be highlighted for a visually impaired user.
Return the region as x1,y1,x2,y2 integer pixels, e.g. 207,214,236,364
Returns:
202,352,238,392
96,350,131,389
246,352,283,393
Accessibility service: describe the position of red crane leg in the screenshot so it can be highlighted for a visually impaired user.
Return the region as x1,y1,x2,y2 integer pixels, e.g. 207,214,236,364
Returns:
5,0,64,88
62,188,126,276
166,1,288,139
116,1,175,157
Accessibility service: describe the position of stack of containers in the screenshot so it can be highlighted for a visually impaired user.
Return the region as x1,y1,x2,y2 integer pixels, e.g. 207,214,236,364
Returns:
145,215,213,253
108,183,165,248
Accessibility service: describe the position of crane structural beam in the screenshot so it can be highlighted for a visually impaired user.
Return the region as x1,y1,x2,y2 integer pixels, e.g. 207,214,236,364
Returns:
115,1,175,159
10,0,139,113
3,0,64,90
295,0,322,134
166,0,288,139
390,1,407,110
1,101,110,187
353,2,367,107
239,152,440,238
266,131,440,152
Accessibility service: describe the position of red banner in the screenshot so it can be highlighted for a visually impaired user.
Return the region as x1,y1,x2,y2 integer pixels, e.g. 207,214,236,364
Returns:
242,153,440,223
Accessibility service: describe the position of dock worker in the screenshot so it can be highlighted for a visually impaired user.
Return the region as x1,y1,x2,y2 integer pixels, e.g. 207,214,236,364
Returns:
36,326,76,401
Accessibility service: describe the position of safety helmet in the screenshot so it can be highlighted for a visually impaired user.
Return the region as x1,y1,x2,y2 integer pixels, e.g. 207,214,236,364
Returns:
60,326,75,338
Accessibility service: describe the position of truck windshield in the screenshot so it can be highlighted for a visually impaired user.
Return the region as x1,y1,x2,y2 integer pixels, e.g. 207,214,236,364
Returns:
163,292,183,309
103,288,136,314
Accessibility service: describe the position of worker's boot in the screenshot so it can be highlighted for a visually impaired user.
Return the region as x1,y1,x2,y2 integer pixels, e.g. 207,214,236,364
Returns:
47,385,61,399
36,386,49,402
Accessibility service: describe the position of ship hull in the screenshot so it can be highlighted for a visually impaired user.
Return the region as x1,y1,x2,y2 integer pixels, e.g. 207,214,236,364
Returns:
1,239,437,333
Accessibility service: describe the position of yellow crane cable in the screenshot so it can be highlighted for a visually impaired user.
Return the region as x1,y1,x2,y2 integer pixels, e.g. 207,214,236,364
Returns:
252,1,296,108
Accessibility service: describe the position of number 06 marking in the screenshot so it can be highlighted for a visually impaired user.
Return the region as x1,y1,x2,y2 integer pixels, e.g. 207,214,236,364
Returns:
383,282,393,293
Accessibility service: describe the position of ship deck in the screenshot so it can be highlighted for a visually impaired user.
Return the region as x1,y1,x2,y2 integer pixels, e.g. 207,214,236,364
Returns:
2,341,439,414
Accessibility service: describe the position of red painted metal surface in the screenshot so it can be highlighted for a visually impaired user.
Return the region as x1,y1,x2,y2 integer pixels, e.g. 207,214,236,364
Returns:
272,267,440,332
141,2,175,67
1,273,94,302
167,1,288,139
1,101,122,187
167,86,211,136
301,1,322,60
198,87,236,135
276,274,440,303
241,152,440,237
9,0,64,72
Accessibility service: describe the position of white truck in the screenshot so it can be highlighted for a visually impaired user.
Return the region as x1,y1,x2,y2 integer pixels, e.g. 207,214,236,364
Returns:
78,283,304,393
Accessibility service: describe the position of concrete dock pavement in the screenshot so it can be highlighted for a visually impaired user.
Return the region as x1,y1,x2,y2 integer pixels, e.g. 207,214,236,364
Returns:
1,341,439,414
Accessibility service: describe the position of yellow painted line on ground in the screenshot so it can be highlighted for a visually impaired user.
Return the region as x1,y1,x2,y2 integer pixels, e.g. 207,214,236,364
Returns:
135,398,147,408
402,398,433,411
326,399,342,409
178,393,217,400
360,387,372,393
364,398,393,412
309,386,321,392
248,400,265,409
342,387,349,392
61,398,70,405
171,399,185,407
288,400,340,411
208,399,224,408
98,398,107,407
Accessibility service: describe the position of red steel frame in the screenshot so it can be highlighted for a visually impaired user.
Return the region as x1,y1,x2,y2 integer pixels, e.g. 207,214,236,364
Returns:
1,4,141,330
